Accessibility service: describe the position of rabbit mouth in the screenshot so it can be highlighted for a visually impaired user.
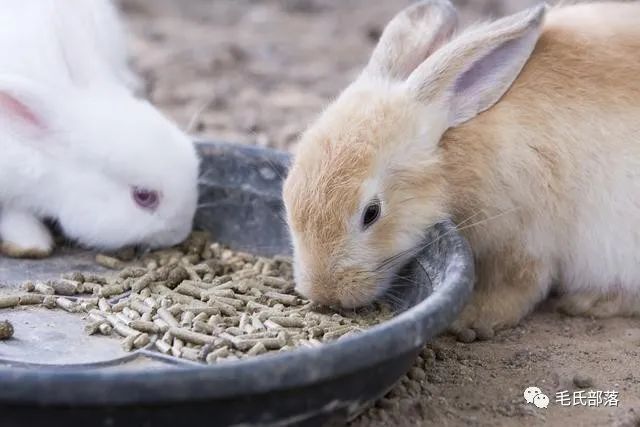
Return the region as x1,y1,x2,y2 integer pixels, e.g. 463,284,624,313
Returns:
373,252,421,308
374,235,436,310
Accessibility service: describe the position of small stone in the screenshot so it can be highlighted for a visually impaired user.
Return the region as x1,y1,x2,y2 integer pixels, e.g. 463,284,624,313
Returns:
43,296,57,309
376,397,399,411
113,247,136,262
20,281,35,292
456,328,477,343
573,373,594,389
431,344,447,361
0,320,14,340
408,367,426,382
475,325,495,341
420,348,436,367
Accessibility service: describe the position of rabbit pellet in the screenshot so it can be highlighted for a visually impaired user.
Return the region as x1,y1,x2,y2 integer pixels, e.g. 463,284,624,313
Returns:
16,232,392,364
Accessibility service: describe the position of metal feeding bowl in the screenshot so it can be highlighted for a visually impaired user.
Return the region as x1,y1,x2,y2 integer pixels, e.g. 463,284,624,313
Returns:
0,141,474,427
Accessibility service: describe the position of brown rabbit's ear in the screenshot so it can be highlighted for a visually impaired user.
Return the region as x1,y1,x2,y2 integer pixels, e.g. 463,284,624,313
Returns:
407,4,546,127
364,0,458,81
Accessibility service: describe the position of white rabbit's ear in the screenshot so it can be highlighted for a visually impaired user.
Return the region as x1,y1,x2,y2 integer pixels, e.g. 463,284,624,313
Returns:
52,0,134,88
0,92,43,129
364,0,458,80
407,4,546,127
0,78,48,131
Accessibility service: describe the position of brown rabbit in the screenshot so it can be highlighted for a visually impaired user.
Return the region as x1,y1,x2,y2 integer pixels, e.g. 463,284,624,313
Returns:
283,0,640,340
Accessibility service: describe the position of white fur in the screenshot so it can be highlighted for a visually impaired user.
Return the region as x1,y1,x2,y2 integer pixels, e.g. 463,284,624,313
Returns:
526,138,640,297
0,1,198,251
0,207,53,254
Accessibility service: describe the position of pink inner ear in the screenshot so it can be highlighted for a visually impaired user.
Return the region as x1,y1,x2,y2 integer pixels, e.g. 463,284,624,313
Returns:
0,92,43,129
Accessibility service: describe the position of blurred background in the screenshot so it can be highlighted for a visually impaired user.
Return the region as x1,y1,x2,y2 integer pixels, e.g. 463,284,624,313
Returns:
119,0,548,150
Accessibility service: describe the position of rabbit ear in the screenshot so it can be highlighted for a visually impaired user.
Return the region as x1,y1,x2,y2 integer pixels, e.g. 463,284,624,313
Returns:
364,0,458,81
51,0,133,89
0,92,43,129
0,77,48,131
407,4,546,127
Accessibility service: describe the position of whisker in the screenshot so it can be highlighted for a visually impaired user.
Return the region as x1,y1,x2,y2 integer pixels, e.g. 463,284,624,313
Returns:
455,207,521,234
185,97,217,134
375,246,420,273
455,210,484,229
306,212,512,306
381,292,404,307
375,207,520,274
387,273,423,287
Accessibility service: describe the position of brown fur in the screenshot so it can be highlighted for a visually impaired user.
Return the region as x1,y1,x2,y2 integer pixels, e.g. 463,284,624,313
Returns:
284,85,448,305
452,242,547,337
443,2,640,332
444,3,640,251
284,1,640,324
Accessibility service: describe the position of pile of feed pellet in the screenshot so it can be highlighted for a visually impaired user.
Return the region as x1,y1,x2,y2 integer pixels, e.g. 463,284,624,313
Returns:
2,232,392,364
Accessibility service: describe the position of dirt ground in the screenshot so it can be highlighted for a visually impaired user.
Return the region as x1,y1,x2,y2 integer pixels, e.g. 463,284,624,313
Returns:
120,1,640,426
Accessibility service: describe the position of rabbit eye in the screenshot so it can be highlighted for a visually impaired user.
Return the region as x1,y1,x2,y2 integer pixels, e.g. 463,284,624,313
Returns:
362,199,381,229
132,187,159,211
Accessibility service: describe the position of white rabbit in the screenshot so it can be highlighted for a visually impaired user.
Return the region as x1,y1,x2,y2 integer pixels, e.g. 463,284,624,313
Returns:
283,0,640,340
0,0,198,257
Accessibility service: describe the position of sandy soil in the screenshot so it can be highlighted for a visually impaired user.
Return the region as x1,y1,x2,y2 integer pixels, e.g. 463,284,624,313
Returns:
120,1,640,426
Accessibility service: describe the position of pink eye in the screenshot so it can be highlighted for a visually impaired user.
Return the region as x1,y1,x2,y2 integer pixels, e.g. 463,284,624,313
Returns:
132,187,159,210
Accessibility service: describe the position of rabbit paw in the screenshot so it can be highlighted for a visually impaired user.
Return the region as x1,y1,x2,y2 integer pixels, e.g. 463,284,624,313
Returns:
0,209,53,258
449,251,548,342
449,290,522,342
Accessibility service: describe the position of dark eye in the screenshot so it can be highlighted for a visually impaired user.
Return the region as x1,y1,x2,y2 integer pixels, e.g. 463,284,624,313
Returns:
132,187,159,211
362,199,381,228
